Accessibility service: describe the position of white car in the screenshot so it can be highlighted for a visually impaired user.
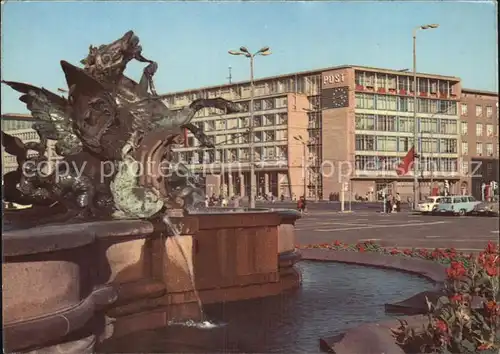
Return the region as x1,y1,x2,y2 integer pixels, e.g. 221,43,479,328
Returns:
416,196,443,214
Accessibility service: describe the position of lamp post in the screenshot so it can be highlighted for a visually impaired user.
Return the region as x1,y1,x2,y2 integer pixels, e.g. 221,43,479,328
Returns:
294,135,308,198
228,46,271,208
412,23,439,210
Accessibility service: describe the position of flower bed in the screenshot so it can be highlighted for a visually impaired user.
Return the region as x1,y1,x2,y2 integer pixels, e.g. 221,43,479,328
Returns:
297,240,477,268
394,241,499,353
298,240,500,353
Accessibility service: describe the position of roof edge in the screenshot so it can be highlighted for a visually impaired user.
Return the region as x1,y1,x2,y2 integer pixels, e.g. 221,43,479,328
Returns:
1,113,33,120
461,88,498,96
162,64,461,97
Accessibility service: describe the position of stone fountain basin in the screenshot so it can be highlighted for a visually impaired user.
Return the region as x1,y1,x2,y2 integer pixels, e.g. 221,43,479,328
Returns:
2,209,301,353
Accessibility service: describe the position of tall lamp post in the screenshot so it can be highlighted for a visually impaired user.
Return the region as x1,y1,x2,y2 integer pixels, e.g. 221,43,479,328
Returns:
228,46,271,208
294,135,308,198
412,23,439,210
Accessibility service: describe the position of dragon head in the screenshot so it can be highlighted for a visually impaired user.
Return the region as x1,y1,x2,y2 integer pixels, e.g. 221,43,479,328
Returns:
80,31,142,82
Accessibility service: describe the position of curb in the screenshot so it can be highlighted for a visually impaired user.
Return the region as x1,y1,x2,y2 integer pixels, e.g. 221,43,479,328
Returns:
300,248,446,283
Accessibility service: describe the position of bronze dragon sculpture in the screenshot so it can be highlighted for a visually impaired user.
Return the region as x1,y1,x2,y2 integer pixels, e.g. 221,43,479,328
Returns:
2,30,239,223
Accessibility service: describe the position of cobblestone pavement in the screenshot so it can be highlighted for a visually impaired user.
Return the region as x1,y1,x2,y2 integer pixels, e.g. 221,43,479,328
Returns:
295,210,499,251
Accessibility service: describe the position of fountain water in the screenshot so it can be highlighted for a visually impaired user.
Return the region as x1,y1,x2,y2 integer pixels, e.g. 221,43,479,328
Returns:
162,214,206,323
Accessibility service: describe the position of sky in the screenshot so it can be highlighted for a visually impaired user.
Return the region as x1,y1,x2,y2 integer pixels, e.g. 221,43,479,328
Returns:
1,1,498,114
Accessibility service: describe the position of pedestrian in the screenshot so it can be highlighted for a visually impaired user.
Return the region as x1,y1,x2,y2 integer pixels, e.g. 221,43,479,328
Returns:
395,193,402,212
385,196,392,214
297,196,306,214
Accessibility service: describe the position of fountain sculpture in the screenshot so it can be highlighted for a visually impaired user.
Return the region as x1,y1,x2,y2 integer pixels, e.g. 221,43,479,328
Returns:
2,30,241,224
2,31,301,353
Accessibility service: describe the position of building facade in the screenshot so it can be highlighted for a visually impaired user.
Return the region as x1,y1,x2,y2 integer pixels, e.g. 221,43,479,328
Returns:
2,65,498,201
163,65,466,200
459,89,499,199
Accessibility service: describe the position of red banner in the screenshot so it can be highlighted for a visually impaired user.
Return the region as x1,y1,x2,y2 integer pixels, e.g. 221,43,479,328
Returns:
396,147,415,176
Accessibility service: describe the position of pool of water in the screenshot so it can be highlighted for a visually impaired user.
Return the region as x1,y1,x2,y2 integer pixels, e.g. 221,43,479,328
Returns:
99,261,434,353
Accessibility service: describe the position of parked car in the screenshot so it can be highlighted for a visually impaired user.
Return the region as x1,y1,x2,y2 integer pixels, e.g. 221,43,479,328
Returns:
416,196,443,214
432,195,481,216
472,196,499,217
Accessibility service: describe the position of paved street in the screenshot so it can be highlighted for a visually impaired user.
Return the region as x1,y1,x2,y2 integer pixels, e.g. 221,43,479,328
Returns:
250,200,410,212
295,210,499,251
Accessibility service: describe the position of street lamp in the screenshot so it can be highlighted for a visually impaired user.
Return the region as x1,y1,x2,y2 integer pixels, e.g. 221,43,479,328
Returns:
294,135,308,199
412,23,439,209
228,46,271,208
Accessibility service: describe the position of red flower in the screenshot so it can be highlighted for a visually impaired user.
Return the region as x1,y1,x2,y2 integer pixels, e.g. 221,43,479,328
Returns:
434,319,448,333
478,343,492,351
485,264,499,277
390,249,399,255
403,249,412,256
333,240,341,246
446,261,467,279
358,246,365,252
449,294,463,303
484,300,499,315
486,241,499,254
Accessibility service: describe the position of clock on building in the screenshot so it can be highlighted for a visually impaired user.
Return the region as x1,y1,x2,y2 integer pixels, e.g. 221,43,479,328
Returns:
321,86,349,109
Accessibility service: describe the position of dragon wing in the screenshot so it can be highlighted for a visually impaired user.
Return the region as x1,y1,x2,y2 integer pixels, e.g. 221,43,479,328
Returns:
1,80,71,140
2,80,67,107
1,131,26,157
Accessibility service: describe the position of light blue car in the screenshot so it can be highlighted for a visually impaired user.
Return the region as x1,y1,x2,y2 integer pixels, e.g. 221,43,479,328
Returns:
433,195,481,216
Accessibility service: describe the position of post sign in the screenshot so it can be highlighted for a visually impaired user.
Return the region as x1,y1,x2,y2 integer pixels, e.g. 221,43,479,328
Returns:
321,69,349,89
323,73,345,86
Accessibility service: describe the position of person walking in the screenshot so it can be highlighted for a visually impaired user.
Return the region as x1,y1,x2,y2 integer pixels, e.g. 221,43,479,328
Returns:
395,193,402,212
385,195,392,214
297,196,307,214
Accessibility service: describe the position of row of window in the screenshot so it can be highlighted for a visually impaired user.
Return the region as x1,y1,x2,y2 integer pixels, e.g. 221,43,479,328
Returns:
461,161,499,175
177,146,289,164
197,113,288,131
355,94,457,115
354,155,458,172
355,114,457,134
355,135,458,153
460,103,495,118
461,142,497,157
1,120,34,132
354,71,455,94
183,129,288,147
166,74,324,107
214,130,288,145
460,122,496,137
187,97,289,118
2,130,39,141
